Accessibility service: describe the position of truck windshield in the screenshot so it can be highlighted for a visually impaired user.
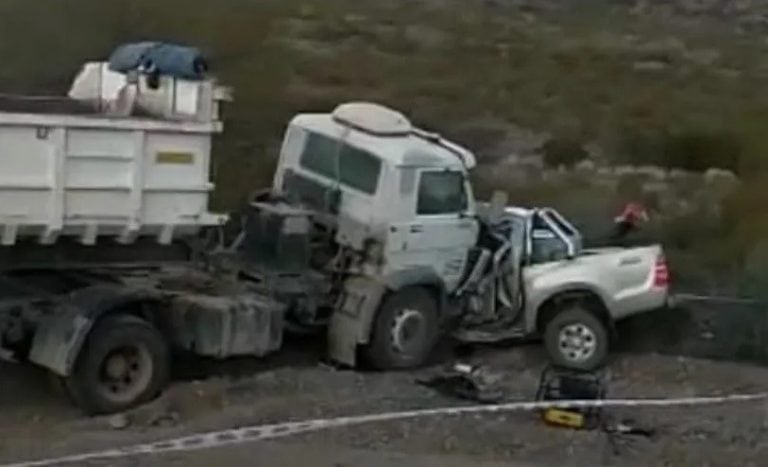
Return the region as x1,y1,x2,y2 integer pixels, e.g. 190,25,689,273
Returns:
299,131,382,195
417,171,467,215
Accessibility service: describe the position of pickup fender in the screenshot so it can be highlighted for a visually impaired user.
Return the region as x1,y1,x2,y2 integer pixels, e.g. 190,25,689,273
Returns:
525,281,613,334
28,285,162,376
327,268,446,367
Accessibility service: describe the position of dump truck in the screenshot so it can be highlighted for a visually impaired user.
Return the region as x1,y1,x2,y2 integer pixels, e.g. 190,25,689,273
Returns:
0,58,670,415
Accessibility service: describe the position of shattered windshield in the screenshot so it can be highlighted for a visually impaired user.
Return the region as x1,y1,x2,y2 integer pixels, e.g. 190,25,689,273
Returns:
298,131,382,195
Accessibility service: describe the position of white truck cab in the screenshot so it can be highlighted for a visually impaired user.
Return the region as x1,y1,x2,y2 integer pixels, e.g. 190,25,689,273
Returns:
272,103,479,292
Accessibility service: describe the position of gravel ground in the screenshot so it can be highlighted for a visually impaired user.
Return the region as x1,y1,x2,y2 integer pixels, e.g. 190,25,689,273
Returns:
2,336,768,467
92,441,535,467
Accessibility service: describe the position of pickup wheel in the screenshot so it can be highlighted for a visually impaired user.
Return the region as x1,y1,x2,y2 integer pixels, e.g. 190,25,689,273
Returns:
364,287,439,370
543,305,609,371
64,314,170,415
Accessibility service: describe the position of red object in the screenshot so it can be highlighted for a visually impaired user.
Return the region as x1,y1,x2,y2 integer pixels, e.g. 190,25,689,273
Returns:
653,254,670,288
615,202,649,226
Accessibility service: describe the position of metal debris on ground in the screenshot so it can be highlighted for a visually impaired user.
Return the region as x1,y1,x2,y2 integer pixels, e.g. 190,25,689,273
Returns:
148,411,181,428
534,365,657,457
604,420,655,438
417,362,504,403
535,365,608,430
602,418,657,457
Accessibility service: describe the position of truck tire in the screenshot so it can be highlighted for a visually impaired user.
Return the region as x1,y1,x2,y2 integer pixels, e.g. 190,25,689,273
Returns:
543,305,609,371
364,287,439,370
64,314,170,415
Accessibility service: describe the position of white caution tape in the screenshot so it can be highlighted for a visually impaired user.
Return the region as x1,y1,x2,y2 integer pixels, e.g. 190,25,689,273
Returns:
3,392,766,467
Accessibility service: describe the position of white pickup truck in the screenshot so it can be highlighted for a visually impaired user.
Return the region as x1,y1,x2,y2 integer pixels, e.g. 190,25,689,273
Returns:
451,204,670,369
0,55,669,414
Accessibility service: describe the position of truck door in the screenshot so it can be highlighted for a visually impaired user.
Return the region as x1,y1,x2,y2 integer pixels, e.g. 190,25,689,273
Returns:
390,169,478,292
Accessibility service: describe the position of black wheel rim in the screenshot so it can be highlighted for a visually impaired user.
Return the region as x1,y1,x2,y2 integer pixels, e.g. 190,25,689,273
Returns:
95,344,153,404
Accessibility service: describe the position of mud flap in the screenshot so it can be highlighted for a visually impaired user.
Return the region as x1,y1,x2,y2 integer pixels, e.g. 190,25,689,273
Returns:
28,285,160,376
28,308,94,376
327,278,387,367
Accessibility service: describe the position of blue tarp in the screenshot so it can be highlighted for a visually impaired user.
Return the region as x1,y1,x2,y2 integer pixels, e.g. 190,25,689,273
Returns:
108,42,208,81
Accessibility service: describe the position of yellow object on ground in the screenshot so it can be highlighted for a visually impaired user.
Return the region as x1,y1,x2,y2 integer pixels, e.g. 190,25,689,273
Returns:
542,408,586,429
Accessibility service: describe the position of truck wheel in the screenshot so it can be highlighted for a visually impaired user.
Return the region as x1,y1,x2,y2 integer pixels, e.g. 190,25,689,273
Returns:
544,306,609,371
65,314,170,415
364,287,439,370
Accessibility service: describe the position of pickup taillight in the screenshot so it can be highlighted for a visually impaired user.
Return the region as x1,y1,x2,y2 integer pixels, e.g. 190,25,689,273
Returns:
653,254,670,288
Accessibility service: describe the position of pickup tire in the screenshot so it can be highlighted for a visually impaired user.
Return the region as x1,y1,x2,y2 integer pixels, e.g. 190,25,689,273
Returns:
543,305,609,371
363,287,439,370
64,314,170,415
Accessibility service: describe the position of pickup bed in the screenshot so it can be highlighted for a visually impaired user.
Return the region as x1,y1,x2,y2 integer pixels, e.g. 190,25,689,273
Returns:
527,245,670,322
0,61,227,248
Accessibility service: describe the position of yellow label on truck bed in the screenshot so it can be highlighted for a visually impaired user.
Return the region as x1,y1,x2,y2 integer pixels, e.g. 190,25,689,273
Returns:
156,151,194,164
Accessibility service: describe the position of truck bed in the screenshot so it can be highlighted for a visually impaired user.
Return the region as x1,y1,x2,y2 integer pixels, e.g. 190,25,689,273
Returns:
0,66,228,248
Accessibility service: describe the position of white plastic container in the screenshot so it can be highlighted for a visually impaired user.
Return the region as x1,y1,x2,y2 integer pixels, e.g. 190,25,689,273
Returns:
0,62,230,246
